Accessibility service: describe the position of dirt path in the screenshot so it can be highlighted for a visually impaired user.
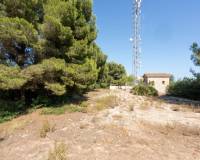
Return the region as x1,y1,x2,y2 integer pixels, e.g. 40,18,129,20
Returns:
0,89,200,160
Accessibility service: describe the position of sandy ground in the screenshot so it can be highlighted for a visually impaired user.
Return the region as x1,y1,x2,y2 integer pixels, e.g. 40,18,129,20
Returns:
0,89,200,160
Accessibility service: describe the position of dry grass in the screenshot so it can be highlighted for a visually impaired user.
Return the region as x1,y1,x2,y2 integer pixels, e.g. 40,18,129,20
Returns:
79,123,89,129
87,95,118,112
140,101,151,110
48,142,67,160
8,120,29,132
163,122,200,136
105,124,130,138
170,104,200,113
129,105,134,111
40,95,118,115
0,119,30,137
194,108,200,113
40,120,55,138
112,114,123,120
40,103,88,115
139,120,200,136
138,97,158,110
127,101,135,111
91,116,101,124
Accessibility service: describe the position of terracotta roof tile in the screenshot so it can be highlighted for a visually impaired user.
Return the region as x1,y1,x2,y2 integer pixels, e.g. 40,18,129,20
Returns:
143,73,171,78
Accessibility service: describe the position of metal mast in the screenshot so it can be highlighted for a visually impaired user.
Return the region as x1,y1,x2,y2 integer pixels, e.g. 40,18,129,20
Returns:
132,0,142,80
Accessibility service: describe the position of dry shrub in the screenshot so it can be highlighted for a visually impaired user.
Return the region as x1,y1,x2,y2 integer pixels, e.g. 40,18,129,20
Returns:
40,120,55,138
171,105,180,112
140,101,151,110
96,95,118,110
48,142,67,160
129,105,134,111
108,125,130,137
128,101,135,111
87,95,118,112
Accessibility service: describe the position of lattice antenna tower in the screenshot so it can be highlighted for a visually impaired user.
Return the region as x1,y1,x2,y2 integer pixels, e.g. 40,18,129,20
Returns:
131,0,142,79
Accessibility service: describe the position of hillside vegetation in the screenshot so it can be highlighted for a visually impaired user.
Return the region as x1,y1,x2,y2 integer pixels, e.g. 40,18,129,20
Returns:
0,0,128,122
168,43,200,100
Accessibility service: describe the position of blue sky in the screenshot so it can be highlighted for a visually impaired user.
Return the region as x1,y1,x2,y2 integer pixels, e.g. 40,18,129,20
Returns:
93,0,200,79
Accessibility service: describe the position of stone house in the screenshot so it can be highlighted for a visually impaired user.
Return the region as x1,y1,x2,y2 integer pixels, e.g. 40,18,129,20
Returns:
143,73,171,95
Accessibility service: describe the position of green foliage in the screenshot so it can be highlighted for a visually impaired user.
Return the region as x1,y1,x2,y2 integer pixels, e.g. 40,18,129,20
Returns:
1,0,45,25
190,43,200,78
0,17,38,66
107,62,127,86
45,83,66,96
191,43,200,66
0,17,37,44
0,0,127,123
62,59,98,92
131,84,158,96
41,104,87,115
0,100,25,123
126,75,135,86
0,0,102,97
0,65,27,89
167,43,200,100
168,78,200,100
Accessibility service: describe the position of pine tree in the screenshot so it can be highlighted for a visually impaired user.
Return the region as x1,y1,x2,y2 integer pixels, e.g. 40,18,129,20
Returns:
190,43,200,78
0,0,127,105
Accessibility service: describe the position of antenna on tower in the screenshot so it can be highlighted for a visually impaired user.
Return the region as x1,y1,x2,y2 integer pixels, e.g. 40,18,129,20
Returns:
131,0,142,82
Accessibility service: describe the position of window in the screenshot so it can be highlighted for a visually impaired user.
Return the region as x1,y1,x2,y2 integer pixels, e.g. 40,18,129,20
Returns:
162,81,165,85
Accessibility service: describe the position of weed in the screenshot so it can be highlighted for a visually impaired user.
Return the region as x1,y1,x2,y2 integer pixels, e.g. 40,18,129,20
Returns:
48,142,67,160
140,101,150,110
129,105,134,111
128,101,135,111
41,107,66,115
80,102,88,108
40,120,55,138
40,104,87,115
65,104,86,113
91,95,118,112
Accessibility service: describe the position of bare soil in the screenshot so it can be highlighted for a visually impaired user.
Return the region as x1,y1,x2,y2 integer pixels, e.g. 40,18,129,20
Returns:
0,89,200,160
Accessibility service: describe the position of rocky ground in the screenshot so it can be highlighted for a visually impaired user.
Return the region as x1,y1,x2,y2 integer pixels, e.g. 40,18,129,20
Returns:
0,89,200,160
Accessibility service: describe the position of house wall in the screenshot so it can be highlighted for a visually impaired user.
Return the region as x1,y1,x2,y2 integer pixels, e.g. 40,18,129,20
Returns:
110,86,132,91
144,77,170,95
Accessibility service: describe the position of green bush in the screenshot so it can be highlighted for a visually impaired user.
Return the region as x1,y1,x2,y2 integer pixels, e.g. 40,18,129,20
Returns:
168,78,200,100
131,84,158,96
0,100,25,123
